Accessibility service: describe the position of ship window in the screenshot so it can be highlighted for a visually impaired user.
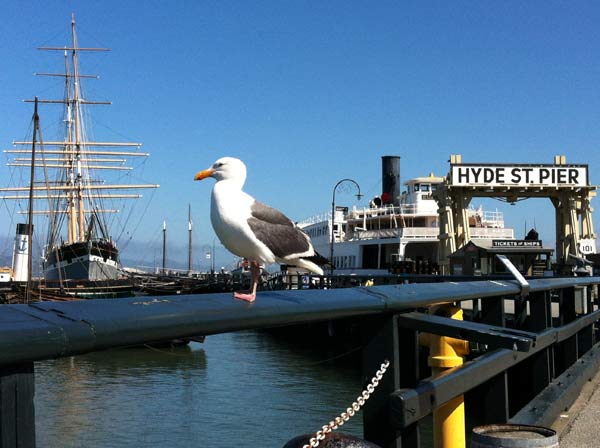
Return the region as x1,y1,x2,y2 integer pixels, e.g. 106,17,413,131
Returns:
421,184,430,192
414,184,420,192
431,184,439,192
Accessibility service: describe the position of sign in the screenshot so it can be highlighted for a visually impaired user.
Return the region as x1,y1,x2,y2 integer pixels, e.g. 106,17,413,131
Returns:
451,164,588,188
579,238,597,255
492,240,542,248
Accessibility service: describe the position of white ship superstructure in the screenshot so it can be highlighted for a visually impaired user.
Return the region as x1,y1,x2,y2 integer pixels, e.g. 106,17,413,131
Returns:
299,160,514,275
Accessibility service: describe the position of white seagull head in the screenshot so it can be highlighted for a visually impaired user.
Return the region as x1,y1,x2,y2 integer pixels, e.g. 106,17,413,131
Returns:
194,157,247,183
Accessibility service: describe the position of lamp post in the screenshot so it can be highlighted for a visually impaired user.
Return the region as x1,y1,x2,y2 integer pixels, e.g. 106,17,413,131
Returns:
330,179,363,275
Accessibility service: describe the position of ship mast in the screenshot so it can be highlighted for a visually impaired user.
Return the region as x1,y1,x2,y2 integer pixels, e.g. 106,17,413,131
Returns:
70,13,86,243
26,98,40,303
188,205,193,274
0,14,159,250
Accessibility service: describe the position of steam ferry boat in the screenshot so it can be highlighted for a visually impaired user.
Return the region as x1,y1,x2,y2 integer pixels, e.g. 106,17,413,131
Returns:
297,156,514,276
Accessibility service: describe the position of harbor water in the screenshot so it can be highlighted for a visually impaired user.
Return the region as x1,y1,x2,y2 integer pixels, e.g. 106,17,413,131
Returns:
35,330,366,447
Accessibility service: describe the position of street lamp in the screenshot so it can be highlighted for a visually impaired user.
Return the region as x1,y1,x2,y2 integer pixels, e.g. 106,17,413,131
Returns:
330,179,363,275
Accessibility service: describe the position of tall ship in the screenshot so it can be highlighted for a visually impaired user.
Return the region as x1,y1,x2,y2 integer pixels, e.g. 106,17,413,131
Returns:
298,156,514,276
0,15,159,283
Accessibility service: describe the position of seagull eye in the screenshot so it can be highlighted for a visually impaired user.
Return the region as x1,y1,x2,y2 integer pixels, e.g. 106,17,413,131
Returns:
215,162,224,168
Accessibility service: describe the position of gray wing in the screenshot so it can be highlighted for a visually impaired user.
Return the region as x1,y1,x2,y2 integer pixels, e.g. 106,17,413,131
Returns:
250,201,294,227
248,201,312,259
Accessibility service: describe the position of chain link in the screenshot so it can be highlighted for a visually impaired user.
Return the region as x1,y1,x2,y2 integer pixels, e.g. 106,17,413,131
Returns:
302,359,390,448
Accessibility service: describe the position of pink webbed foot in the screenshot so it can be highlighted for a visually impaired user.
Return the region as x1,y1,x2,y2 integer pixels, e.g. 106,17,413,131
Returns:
234,260,260,302
233,291,256,302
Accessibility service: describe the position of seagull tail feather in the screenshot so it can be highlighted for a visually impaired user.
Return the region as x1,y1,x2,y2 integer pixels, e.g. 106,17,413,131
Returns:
294,251,332,275
294,258,324,276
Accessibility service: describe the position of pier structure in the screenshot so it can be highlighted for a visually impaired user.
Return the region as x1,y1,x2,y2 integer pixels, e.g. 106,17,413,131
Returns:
1,272,600,447
435,154,597,274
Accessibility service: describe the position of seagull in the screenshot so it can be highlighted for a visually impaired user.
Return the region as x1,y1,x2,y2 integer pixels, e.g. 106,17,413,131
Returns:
194,157,326,302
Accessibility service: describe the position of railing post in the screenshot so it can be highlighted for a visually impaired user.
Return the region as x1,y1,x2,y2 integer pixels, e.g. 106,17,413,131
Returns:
555,287,578,375
397,325,421,448
361,315,402,448
507,290,553,416
577,285,594,356
475,296,509,423
0,363,35,448
526,290,553,396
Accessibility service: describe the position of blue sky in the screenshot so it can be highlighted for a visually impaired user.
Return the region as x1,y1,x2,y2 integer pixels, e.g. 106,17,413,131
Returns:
1,1,600,270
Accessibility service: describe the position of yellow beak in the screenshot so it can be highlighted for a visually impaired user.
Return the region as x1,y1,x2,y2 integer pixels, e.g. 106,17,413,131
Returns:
194,168,214,181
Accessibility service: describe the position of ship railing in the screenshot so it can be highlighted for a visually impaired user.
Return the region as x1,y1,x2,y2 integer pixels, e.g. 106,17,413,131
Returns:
474,209,506,228
353,227,439,240
299,207,506,228
351,226,513,241
2,274,600,447
297,212,332,227
471,227,515,239
400,227,440,238
349,204,424,218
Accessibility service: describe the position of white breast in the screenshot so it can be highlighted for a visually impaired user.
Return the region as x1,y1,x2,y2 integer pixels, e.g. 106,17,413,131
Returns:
210,181,275,263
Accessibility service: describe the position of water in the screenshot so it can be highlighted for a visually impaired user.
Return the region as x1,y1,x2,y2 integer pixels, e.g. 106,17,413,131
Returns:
34,330,365,447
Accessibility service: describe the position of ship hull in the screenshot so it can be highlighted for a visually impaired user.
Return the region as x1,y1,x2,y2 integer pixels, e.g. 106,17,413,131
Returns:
44,240,120,281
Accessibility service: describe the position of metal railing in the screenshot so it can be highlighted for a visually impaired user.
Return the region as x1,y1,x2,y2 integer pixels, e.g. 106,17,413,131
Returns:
1,274,599,447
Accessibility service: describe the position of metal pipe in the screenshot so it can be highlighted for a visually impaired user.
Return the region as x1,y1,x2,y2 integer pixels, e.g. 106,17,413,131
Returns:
1,277,598,367
427,305,469,448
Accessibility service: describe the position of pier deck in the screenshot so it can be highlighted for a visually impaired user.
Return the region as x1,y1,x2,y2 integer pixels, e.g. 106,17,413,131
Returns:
557,368,600,447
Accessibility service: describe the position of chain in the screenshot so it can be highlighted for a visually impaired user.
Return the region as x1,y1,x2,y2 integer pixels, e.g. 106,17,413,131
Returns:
302,359,390,448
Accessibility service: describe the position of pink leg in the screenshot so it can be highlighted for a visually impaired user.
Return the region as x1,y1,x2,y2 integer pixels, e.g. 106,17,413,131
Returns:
234,261,260,302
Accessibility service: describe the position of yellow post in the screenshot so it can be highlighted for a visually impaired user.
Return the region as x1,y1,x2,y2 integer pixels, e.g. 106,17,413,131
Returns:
426,305,470,448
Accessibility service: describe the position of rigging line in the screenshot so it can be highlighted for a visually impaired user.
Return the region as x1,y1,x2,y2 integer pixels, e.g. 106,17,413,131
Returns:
143,223,164,255
117,188,157,252
38,123,59,252
113,170,151,241
0,117,34,259
35,24,69,49
75,20,111,54
114,199,135,243
90,114,144,146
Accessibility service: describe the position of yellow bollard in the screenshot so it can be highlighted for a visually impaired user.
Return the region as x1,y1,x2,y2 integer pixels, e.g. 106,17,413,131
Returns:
425,305,470,448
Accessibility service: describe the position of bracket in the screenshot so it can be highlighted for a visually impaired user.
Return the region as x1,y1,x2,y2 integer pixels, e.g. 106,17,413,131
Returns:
496,254,530,298
396,311,537,352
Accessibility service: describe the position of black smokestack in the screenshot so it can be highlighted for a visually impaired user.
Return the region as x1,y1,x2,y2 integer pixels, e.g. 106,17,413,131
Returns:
381,156,401,206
